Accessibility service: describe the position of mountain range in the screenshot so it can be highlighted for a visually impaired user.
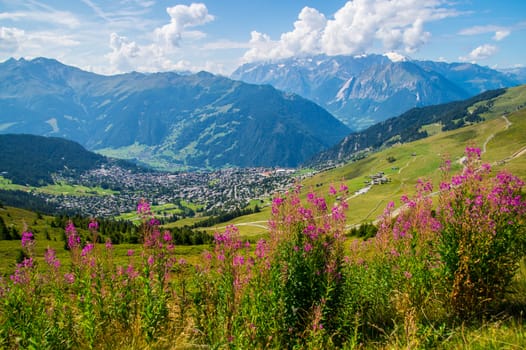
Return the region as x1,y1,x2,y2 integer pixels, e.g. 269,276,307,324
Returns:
231,54,523,130
1,55,524,170
0,57,349,169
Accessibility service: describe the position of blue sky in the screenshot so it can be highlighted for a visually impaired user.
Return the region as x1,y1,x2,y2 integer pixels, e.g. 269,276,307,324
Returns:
0,0,525,75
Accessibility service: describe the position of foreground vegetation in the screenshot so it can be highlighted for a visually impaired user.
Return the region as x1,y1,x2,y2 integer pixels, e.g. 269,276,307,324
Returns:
0,147,525,349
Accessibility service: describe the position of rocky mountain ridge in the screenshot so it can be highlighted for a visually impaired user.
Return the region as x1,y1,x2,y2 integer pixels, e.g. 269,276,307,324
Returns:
231,54,522,130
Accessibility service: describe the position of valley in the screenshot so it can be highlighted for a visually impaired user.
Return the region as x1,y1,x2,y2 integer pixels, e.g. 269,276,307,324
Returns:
1,85,524,229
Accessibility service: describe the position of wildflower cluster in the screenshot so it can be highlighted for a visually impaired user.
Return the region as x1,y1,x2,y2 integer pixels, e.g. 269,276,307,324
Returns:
438,147,526,316
0,147,524,348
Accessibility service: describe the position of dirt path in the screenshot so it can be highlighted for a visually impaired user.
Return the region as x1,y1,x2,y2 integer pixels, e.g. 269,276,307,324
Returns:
483,115,512,154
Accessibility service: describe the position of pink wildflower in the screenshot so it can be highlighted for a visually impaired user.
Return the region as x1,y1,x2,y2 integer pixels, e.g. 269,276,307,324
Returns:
255,239,267,259
64,273,75,284
137,198,151,215
233,255,245,266
163,231,172,242
65,221,80,250
45,248,61,269
81,243,94,257
21,231,34,249
88,219,99,231
105,239,113,250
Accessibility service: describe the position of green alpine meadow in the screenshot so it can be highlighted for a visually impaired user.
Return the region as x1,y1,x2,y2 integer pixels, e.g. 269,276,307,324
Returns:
1,2,526,346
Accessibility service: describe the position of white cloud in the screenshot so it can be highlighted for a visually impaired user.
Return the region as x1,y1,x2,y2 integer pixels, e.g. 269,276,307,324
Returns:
202,39,250,51
0,26,79,59
106,32,141,72
459,25,501,36
0,27,24,54
243,7,327,61
493,30,510,41
0,10,81,28
242,31,276,62
102,3,217,73
280,7,327,55
243,0,459,62
119,0,155,8
154,3,214,47
459,25,511,42
81,0,110,21
459,44,498,62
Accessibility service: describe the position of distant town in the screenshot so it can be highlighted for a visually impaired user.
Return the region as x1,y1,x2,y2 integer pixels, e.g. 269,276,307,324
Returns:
46,166,297,218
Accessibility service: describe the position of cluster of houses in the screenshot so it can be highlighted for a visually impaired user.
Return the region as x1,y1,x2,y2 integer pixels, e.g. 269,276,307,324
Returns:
366,171,391,185
46,166,295,218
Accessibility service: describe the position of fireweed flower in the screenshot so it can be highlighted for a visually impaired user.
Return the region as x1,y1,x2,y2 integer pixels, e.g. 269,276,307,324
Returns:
137,198,151,215
255,239,267,259
163,231,172,242
149,218,160,226
329,184,337,195
315,197,327,211
298,206,313,220
303,224,318,240
45,248,61,269
126,264,139,279
331,206,345,221
466,146,481,159
105,239,113,250
21,231,34,249
10,258,34,285
127,249,134,256
81,243,94,257
147,255,154,266
64,273,75,284
65,220,80,250
272,196,284,215
88,219,99,231
233,255,245,266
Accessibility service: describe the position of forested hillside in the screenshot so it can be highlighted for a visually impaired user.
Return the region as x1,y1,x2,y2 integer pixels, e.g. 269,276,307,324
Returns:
0,134,136,186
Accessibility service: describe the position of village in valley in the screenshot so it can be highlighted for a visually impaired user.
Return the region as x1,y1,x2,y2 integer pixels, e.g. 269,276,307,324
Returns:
47,166,296,218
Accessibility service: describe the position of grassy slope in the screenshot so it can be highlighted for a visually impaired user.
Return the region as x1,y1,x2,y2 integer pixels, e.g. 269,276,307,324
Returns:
222,106,524,230
206,85,526,231
0,176,117,196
